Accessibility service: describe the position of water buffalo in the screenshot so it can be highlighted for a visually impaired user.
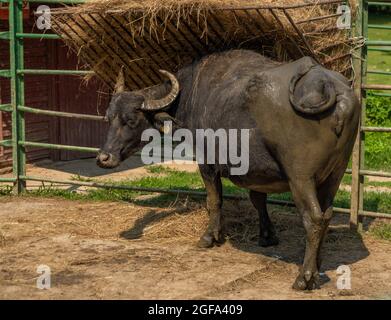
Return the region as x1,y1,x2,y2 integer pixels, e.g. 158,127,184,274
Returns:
97,50,359,290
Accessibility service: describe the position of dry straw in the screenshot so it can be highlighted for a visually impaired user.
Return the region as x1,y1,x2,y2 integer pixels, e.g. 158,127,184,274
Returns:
50,0,360,90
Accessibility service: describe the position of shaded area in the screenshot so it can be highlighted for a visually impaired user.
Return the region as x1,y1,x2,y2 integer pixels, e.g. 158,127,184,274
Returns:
33,156,145,178
120,197,371,276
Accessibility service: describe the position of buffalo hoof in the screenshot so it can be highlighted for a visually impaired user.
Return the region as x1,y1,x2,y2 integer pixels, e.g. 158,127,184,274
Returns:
292,270,320,291
197,231,222,248
258,235,279,247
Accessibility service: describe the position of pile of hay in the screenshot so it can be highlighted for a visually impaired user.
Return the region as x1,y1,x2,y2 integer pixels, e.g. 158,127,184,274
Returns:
51,0,360,90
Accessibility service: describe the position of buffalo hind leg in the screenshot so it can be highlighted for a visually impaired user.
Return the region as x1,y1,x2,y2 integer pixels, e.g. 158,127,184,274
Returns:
198,165,223,248
289,178,331,290
249,191,279,247
315,166,347,270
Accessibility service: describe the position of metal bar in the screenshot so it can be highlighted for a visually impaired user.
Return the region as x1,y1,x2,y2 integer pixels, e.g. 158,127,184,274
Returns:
296,13,343,25
16,33,60,39
23,0,86,3
0,70,11,78
110,15,175,71
359,211,391,219
96,13,163,82
217,0,346,10
366,40,391,46
232,10,257,41
61,17,121,89
269,8,305,58
18,105,105,121
346,168,391,178
367,70,391,76
368,24,391,30
88,0,347,13
21,175,225,198
207,11,229,44
304,26,341,35
368,2,391,7
0,139,13,147
362,84,391,90
175,15,211,54
371,92,391,98
255,9,274,33
17,69,94,75
282,9,320,63
0,31,10,39
87,13,160,84
350,0,365,231
316,40,352,53
19,141,99,153
324,52,352,65
0,177,16,182
361,126,391,132
187,13,220,49
244,9,266,34
357,0,369,231
9,0,26,194
157,15,203,58
359,170,391,178
17,176,391,219
76,14,146,87
368,47,391,52
0,104,13,112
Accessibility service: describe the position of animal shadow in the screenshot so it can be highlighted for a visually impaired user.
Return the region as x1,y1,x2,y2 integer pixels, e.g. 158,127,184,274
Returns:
226,205,371,274
119,195,371,283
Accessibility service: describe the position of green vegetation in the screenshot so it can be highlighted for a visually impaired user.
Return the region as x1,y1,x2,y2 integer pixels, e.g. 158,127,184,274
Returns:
0,185,12,196
365,94,391,170
368,13,391,86
364,13,391,171
370,222,391,241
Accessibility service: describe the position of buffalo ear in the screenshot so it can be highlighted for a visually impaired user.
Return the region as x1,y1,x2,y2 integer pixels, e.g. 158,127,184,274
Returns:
152,112,181,134
289,61,336,115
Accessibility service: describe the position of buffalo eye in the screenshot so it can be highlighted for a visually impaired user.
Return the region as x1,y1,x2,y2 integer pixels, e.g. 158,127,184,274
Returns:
126,117,139,128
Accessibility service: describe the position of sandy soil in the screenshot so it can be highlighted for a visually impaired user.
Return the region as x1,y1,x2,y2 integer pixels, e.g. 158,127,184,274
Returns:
0,196,390,300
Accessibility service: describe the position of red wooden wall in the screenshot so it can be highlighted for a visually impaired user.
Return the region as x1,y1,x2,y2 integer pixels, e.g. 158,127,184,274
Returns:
0,8,109,169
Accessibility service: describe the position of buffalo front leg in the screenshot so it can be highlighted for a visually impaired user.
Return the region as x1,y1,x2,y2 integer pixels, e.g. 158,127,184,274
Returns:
198,165,223,248
289,178,332,290
249,191,279,247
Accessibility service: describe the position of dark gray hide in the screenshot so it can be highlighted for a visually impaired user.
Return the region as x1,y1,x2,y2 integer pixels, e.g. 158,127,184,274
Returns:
97,50,360,290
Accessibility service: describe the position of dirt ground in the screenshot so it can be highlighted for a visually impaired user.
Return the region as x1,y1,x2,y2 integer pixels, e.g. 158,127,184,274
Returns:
0,196,390,300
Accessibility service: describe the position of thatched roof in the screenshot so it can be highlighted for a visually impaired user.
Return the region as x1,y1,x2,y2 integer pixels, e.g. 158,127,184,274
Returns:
50,0,360,91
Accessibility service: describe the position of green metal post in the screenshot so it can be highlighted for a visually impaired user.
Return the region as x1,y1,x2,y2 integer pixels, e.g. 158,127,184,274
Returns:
358,0,369,230
350,0,367,231
9,0,26,194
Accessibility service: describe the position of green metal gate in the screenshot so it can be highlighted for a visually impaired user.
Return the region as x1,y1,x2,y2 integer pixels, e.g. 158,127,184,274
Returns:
350,0,391,229
0,0,390,227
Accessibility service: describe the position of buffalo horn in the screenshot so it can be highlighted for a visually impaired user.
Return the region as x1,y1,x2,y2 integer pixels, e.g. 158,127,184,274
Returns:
141,70,179,111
